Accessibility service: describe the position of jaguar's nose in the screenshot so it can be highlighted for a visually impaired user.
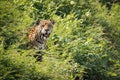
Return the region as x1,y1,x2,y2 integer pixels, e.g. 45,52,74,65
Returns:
45,29,49,32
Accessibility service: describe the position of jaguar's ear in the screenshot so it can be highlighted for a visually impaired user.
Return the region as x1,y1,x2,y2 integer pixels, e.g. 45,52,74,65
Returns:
50,20,55,25
35,19,40,25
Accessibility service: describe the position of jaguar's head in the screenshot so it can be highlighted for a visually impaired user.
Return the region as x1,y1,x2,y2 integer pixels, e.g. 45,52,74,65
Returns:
37,20,55,40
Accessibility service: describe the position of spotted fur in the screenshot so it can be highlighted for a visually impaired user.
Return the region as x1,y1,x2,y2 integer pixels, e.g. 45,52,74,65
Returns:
28,20,55,50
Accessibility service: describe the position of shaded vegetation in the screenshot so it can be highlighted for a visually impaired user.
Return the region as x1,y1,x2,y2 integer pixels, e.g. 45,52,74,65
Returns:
0,0,120,80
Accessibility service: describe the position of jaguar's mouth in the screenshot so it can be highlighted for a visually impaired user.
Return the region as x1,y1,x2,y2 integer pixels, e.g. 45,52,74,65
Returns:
42,33,50,39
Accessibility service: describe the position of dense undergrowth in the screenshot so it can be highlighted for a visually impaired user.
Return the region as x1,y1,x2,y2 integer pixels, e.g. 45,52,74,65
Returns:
0,0,120,80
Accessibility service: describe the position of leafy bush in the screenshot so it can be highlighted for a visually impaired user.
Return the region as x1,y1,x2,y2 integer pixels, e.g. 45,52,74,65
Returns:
0,0,120,80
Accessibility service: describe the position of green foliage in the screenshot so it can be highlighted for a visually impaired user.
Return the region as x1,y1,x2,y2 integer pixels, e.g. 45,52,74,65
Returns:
0,0,120,80
0,0,33,49
0,50,51,80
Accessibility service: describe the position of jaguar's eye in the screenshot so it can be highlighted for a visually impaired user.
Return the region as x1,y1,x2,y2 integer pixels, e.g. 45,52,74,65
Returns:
41,25,44,27
44,23,47,25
